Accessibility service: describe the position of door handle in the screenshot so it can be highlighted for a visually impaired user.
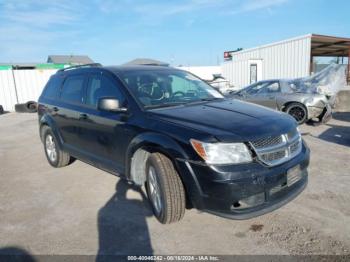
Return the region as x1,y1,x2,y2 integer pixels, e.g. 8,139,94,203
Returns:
79,113,88,120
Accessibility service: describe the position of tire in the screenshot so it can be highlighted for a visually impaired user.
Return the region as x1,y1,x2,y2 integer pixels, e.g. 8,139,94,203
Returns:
15,101,37,113
41,126,71,168
145,153,186,224
26,101,37,113
286,103,307,125
0,105,3,115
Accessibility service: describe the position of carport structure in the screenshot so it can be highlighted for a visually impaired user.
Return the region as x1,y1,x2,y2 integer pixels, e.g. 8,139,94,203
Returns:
310,34,350,83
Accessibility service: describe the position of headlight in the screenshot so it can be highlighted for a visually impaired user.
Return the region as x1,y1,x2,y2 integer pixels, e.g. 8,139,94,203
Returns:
190,139,252,165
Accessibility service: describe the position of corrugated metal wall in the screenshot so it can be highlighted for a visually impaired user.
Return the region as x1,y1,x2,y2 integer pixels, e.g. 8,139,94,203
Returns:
0,70,18,112
14,69,57,104
222,35,312,89
0,69,57,111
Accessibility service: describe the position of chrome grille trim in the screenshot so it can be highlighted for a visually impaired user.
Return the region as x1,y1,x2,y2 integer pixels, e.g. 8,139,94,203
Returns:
250,130,302,166
251,135,283,149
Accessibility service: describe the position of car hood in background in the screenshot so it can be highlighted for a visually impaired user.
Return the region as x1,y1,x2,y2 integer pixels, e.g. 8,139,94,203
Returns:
149,99,297,142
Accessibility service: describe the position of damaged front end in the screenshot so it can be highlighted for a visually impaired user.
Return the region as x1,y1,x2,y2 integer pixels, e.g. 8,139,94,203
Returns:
305,97,332,123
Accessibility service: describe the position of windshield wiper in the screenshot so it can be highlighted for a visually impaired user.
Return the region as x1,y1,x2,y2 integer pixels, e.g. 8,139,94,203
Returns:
199,97,223,102
144,102,186,109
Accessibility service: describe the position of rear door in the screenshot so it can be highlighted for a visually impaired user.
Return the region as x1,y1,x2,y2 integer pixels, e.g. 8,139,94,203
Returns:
55,74,87,151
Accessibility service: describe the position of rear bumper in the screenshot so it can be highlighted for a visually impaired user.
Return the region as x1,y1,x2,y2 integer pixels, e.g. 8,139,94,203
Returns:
177,142,310,219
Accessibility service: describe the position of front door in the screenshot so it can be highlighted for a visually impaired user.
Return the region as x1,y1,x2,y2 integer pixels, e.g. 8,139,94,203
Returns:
77,72,131,173
254,81,280,109
244,81,279,109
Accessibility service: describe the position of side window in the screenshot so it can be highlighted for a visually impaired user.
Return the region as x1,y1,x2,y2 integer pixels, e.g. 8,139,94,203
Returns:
42,76,62,98
247,83,265,94
86,75,124,107
265,82,280,93
60,75,85,103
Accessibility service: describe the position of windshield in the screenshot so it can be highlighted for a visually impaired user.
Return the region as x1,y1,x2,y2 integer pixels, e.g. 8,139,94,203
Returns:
120,69,224,109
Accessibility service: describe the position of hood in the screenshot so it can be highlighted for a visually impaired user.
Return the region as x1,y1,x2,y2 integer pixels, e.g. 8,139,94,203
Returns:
149,99,297,142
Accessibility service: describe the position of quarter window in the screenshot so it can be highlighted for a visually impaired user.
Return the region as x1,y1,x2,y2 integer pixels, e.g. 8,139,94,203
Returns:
42,76,62,98
60,75,85,103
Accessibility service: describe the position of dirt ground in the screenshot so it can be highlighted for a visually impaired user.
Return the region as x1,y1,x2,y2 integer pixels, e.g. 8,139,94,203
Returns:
0,112,349,258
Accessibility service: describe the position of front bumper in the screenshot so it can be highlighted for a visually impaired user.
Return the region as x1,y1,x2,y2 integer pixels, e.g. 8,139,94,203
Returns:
177,142,310,219
307,104,332,123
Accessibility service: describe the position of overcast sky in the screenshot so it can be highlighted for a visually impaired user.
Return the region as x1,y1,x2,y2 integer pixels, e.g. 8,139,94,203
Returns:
0,0,349,66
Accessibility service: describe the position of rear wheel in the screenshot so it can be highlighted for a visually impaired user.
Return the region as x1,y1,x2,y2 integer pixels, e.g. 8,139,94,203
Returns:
145,153,186,224
42,126,71,168
286,103,307,125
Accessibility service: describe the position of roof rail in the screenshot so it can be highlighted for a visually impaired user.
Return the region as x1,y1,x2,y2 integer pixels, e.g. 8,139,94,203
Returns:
57,63,102,72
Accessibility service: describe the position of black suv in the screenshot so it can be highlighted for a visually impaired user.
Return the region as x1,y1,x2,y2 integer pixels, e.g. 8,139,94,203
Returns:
38,64,309,224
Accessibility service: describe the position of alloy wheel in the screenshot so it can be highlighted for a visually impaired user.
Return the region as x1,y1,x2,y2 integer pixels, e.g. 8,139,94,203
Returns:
148,166,162,215
45,134,57,163
289,106,306,124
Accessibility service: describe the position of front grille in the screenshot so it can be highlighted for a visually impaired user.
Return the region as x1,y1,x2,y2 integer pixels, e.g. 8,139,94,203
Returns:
251,135,283,149
250,129,302,166
261,150,287,162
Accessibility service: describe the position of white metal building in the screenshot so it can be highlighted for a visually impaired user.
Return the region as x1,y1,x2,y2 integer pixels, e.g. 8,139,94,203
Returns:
0,68,58,111
222,34,350,89
0,56,93,112
176,66,221,80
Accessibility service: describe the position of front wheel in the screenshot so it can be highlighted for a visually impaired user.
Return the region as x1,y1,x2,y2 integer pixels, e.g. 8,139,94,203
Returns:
286,103,307,125
145,153,186,224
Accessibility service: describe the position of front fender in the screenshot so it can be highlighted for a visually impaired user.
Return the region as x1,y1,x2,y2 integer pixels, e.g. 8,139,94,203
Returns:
125,132,189,178
125,132,203,208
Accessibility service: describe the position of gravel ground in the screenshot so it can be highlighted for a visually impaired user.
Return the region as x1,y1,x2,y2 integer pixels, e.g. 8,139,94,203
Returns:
0,112,349,258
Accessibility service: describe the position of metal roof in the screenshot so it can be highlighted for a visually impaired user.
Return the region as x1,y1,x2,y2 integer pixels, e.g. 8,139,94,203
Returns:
227,34,350,57
123,58,169,66
226,34,312,56
0,62,39,68
311,34,350,57
47,55,94,64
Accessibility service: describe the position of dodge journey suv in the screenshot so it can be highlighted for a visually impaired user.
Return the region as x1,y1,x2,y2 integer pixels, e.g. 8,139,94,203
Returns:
38,64,309,224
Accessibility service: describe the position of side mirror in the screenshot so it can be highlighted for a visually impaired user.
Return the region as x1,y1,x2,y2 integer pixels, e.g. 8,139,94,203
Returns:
98,98,127,112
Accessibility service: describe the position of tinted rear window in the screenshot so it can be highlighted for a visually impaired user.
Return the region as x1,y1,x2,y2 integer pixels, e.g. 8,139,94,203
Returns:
42,76,62,98
60,75,85,103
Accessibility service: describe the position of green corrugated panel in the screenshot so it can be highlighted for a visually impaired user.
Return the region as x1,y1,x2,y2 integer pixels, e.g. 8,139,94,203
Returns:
35,64,67,69
0,65,12,70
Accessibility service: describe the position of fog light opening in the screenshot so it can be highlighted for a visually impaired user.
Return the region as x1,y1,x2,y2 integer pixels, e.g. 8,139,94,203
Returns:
232,202,241,208
231,192,266,210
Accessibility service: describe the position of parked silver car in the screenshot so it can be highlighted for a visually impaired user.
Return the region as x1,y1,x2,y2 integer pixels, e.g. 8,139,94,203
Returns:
230,79,332,124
